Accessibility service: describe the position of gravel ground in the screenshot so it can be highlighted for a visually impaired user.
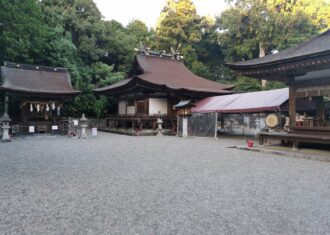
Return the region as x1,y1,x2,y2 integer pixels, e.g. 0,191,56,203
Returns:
0,132,329,234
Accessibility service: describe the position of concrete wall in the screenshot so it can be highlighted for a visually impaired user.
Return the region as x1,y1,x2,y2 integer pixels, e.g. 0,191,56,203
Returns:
118,100,126,115
149,98,168,115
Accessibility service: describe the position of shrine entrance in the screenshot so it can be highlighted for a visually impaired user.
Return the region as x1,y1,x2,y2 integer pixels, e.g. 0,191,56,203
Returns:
0,62,80,135
8,95,69,135
136,99,148,115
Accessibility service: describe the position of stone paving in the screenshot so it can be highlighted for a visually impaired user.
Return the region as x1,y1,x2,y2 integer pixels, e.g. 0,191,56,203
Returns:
0,132,329,234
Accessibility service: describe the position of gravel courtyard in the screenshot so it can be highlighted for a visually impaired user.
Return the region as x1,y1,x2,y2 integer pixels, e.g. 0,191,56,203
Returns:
0,132,329,234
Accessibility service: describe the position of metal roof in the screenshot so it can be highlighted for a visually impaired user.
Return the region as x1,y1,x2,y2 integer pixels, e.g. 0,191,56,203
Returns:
0,62,80,96
174,100,195,109
192,88,289,113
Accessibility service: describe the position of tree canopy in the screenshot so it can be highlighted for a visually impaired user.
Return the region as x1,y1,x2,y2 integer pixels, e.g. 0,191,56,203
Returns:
0,0,329,116
217,0,330,91
154,0,226,80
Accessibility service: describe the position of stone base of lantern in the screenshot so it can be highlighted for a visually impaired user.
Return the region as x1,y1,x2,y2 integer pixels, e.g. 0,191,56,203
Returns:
81,124,88,139
2,125,11,142
157,130,163,136
157,118,163,136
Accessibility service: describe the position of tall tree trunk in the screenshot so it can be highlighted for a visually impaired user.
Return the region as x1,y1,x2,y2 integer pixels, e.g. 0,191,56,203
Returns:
259,42,267,87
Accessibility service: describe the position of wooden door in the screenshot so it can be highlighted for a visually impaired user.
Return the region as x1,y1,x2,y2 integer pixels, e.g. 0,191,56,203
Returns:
136,100,148,114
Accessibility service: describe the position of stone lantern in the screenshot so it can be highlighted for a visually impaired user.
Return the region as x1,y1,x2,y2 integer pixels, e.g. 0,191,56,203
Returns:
156,117,163,136
80,113,88,139
1,113,12,142
174,100,195,138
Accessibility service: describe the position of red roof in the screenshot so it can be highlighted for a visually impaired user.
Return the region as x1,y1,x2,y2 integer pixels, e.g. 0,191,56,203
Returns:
95,53,234,95
192,88,289,113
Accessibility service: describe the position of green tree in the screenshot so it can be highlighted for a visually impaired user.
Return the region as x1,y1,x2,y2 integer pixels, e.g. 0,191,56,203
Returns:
156,0,202,49
155,0,203,68
266,0,330,30
218,0,329,62
0,0,48,63
91,62,125,87
193,17,227,81
234,77,262,93
41,0,108,64
218,0,330,91
126,20,152,43
155,0,228,82
104,20,153,73
94,95,108,118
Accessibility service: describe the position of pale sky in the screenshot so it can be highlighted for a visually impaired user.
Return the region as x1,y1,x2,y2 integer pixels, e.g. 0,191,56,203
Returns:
94,0,228,28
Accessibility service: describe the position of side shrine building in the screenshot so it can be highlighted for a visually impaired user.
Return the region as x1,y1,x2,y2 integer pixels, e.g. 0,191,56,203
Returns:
0,62,80,134
94,50,234,133
226,29,330,147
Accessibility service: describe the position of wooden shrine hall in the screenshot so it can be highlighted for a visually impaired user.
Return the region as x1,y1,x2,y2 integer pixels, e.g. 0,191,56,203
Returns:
226,29,330,147
0,62,80,134
95,49,234,133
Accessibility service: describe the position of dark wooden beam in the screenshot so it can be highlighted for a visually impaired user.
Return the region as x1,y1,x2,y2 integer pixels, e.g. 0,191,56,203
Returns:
288,78,297,130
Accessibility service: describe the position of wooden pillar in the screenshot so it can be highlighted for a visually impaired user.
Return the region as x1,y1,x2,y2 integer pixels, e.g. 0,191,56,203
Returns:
259,42,267,87
259,134,264,145
288,84,296,130
315,96,325,127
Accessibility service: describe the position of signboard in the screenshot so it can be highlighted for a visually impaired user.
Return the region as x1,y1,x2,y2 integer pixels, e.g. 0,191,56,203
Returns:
92,128,97,136
29,126,35,133
73,120,79,126
52,125,59,130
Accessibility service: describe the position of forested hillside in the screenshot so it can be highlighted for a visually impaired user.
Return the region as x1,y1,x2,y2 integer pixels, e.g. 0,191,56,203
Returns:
0,0,329,117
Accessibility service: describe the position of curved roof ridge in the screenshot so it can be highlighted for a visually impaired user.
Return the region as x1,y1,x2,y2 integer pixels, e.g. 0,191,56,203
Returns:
0,63,80,96
95,53,234,95
226,29,330,68
135,54,235,91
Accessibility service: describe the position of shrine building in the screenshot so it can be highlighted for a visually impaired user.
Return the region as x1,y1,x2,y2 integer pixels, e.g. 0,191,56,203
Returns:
0,62,80,134
94,49,234,133
226,29,330,147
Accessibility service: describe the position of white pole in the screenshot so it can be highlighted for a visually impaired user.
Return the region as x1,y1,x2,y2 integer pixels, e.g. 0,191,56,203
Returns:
182,116,188,138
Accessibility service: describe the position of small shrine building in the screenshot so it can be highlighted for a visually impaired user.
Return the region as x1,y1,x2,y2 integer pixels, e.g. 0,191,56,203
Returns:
0,62,80,134
226,29,330,147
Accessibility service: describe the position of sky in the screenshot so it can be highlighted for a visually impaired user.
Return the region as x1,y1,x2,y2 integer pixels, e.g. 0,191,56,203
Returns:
94,0,228,28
